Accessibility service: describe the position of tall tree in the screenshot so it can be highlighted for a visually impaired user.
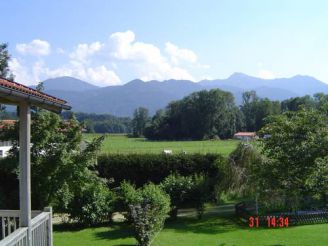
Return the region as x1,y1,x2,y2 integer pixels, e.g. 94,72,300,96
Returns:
241,91,280,132
0,110,105,209
0,43,16,116
132,107,150,137
145,89,243,140
257,106,328,204
0,43,14,81
281,95,316,112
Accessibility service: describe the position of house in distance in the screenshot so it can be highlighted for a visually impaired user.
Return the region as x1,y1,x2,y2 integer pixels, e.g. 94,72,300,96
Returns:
233,132,257,141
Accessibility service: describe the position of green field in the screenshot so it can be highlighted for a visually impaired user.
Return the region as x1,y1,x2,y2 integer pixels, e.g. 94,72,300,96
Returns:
54,205,328,246
83,134,239,156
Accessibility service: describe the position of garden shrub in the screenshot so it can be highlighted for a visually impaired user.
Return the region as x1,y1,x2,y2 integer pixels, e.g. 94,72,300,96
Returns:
160,174,194,219
189,174,209,219
114,181,140,222
122,183,170,246
160,173,209,219
66,181,115,226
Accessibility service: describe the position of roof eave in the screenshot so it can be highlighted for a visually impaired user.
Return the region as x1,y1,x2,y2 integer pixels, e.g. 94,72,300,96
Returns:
0,86,71,113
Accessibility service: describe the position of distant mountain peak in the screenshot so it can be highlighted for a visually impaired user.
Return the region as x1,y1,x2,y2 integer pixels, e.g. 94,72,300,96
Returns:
41,76,99,92
290,74,317,80
126,79,145,85
228,72,250,79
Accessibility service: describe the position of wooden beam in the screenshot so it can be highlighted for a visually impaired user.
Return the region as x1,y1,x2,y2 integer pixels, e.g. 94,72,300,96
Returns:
19,102,31,246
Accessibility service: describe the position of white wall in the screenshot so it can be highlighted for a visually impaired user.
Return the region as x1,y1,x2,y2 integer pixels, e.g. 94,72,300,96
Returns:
0,146,12,158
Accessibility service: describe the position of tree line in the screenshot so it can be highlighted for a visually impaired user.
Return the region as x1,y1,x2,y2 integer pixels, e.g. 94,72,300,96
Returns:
132,89,328,140
61,111,132,134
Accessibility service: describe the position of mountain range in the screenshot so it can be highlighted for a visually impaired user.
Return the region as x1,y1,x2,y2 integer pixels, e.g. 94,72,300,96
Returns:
36,73,328,117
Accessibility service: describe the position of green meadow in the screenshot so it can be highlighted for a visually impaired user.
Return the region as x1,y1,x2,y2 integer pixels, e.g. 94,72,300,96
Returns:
54,204,328,246
83,134,240,156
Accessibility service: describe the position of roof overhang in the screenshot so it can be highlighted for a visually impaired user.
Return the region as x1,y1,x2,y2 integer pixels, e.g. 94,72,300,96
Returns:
0,78,71,113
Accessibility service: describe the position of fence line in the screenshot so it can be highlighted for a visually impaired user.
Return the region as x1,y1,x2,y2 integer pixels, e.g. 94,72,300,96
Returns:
235,202,328,226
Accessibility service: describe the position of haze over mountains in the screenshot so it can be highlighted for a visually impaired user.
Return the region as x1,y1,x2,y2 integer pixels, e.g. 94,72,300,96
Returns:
38,73,328,117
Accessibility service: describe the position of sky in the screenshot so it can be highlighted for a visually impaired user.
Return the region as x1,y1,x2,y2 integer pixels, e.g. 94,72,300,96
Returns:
2,0,328,86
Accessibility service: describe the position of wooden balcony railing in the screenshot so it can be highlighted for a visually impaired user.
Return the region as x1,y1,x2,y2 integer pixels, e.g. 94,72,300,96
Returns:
0,208,52,246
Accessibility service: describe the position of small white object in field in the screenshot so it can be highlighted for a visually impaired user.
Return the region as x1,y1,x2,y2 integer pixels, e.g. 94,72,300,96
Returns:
163,149,173,154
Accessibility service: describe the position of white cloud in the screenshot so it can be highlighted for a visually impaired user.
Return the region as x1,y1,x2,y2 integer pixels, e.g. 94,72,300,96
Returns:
257,69,275,79
12,31,209,85
165,42,197,65
41,61,121,86
70,42,103,63
8,58,33,85
9,57,121,86
198,64,211,69
16,39,51,56
199,75,213,80
109,30,195,81
56,48,65,54
86,66,121,86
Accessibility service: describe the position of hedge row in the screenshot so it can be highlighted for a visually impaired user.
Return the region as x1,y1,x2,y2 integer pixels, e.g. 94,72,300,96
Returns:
97,153,227,187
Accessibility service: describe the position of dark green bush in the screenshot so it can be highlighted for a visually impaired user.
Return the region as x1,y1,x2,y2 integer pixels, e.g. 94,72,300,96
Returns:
189,174,209,219
160,173,209,219
160,174,194,219
122,183,170,246
97,153,226,188
114,181,140,222
67,181,115,226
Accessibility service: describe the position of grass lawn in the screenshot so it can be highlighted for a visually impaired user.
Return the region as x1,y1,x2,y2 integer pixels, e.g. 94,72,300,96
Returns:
83,134,239,156
54,205,328,246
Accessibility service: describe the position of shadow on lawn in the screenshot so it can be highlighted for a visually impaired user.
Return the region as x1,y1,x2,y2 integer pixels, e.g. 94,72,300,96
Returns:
164,213,240,235
94,223,135,246
53,221,113,232
54,205,267,245
91,215,240,245
54,222,135,246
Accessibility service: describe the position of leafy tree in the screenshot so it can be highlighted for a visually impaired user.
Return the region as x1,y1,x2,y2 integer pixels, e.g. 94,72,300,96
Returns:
313,93,328,108
145,89,243,140
281,95,316,112
258,107,328,208
241,91,280,132
240,91,258,131
306,156,328,203
61,111,132,134
0,109,107,211
0,43,15,114
227,143,264,197
132,107,150,137
143,109,165,139
0,43,14,80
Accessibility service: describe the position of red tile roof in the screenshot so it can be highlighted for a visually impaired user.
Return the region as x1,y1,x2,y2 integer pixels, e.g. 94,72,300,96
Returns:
234,132,256,137
0,120,17,125
0,77,67,105
0,120,17,130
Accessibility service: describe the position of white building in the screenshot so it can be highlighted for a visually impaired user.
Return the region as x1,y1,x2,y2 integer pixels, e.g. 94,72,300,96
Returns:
0,141,12,158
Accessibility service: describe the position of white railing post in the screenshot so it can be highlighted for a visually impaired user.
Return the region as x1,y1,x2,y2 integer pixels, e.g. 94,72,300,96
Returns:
44,207,53,246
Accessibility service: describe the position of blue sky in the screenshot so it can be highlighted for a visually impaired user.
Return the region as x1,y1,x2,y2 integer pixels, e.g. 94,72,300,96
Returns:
2,0,328,86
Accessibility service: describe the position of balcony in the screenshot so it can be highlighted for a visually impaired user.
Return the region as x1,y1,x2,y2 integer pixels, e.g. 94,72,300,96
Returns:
0,78,71,246
0,208,52,246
